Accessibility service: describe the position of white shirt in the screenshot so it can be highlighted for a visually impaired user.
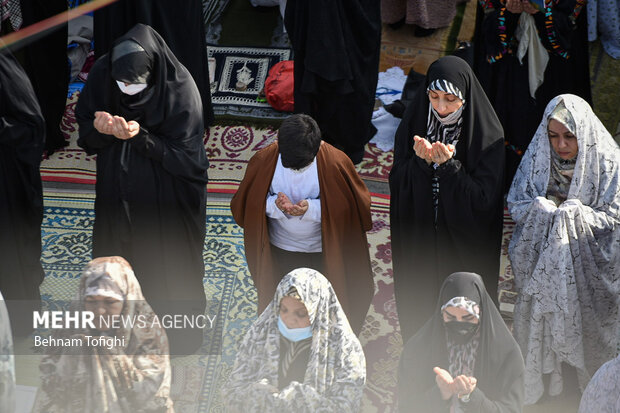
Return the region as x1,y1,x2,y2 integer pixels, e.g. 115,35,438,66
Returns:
266,155,322,252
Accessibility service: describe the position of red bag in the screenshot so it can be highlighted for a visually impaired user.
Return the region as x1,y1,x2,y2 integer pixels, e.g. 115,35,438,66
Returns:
264,60,294,112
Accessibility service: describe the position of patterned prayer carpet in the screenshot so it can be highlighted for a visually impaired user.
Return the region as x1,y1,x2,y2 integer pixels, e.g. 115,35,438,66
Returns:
40,93,394,188
207,45,291,122
40,92,96,185
36,191,399,413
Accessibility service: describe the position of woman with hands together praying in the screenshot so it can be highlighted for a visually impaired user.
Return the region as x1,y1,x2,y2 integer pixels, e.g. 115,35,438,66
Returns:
389,56,505,342
75,24,209,354
398,272,524,412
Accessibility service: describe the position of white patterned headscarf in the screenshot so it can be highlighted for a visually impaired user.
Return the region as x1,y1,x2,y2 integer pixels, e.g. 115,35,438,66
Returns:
507,94,620,404
222,268,366,412
441,296,480,321
508,94,620,214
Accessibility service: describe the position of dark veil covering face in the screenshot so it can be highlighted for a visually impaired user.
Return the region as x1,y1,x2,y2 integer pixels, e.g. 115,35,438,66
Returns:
0,49,45,336
398,272,524,412
389,56,505,342
75,24,208,354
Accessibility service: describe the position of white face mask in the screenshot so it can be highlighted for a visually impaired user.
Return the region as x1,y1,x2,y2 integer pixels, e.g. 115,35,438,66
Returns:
116,81,148,96
431,103,465,126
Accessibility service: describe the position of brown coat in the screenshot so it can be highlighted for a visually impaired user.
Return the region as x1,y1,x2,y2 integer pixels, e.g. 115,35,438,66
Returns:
230,142,374,332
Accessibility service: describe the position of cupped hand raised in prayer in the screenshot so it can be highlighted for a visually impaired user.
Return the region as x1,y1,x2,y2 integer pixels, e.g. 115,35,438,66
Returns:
521,0,539,14
452,374,477,398
434,367,477,401
413,135,433,164
434,367,455,400
506,0,524,13
112,115,140,140
93,111,140,140
275,193,309,217
430,142,455,165
94,111,115,135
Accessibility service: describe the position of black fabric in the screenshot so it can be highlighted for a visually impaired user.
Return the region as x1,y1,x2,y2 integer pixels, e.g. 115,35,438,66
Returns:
18,0,68,154
94,0,214,126
385,69,426,119
76,24,209,354
284,0,381,162
473,2,591,190
278,336,312,390
270,245,324,281
0,51,45,336
389,56,505,343
398,272,525,413
110,41,152,84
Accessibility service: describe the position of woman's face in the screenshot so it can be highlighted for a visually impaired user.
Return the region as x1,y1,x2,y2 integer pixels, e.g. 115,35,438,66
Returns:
548,119,578,160
279,296,310,329
84,295,123,331
428,89,463,118
442,306,479,325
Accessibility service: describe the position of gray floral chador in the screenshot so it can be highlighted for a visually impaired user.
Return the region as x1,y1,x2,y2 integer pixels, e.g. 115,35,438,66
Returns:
221,268,366,412
507,94,620,404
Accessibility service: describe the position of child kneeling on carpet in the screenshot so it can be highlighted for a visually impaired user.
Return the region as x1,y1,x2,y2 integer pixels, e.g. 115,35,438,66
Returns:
398,272,525,412
231,113,374,334
34,256,175,413
221,268,366,412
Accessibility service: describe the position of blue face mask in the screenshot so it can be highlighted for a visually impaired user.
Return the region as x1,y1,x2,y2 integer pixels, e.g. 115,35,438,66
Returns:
278,315,312,342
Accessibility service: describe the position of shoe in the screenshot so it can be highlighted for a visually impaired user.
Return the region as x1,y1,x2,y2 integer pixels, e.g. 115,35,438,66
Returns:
388,17,406,30
414,26,436,37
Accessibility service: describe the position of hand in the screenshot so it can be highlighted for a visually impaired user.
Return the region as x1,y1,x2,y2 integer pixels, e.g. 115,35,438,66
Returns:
288,199,309,217
433,367,454,400
430,142,454,165
413,135,433,164
452,375,477,399
535,196,557,213
506,0,524,13
112,116,140,140
521,0,539,14
275,192,294,214
93,111,115,135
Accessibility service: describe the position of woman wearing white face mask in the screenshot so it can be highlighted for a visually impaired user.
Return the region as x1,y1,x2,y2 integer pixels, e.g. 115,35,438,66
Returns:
75,24,209,355
221,268,366,412
389,56,505,344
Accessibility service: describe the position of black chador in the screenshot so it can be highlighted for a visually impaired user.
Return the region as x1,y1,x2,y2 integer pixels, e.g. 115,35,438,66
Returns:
76,24,209,354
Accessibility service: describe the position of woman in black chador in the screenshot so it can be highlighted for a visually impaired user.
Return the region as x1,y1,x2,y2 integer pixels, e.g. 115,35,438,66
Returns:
0,51,45,337
389,56,505,343
284,0,381,164
398,272,524,412
76,24,209,354
474,0,591,188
